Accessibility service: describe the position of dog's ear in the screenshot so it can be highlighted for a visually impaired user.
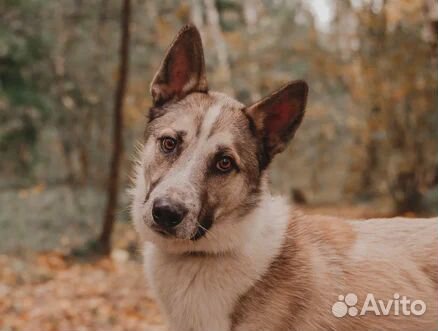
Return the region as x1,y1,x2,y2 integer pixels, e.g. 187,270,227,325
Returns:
150,24,208,107
245,80,308,167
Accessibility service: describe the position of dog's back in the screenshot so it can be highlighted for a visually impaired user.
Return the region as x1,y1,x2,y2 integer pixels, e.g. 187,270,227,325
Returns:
231,213,438,331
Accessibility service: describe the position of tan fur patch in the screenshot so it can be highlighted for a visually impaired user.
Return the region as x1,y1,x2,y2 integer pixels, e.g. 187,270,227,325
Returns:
231,212,438,331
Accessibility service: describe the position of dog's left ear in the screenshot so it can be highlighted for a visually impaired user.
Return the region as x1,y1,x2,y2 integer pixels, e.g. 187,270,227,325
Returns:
245,80,308,167
150,24,208,106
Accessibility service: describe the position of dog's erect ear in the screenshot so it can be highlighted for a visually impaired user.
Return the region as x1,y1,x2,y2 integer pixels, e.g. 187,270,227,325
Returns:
245,80,308,166
150,24,208,106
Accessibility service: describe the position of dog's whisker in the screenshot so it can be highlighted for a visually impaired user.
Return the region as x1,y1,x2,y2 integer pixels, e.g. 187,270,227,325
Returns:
195,221,220,243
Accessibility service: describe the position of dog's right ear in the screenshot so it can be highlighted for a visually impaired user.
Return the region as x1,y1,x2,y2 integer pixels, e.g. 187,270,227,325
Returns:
245,80,308,168
150,24,208,107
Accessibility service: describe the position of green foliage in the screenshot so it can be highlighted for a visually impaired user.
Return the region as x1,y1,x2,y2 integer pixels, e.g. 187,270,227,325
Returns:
0,0,51,174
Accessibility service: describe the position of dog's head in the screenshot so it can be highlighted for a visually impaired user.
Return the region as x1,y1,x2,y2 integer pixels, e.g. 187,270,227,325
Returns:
131,25,308,254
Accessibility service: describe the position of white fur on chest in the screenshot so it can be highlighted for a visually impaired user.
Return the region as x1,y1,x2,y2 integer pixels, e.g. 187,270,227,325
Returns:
143,197,290,331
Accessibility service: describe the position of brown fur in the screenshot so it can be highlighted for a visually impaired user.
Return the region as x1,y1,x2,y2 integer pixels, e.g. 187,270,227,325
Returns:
231,212,438,331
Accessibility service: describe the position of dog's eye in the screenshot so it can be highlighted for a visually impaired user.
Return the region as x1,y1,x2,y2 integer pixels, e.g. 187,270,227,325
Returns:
160,137,177,153
216,156,233,173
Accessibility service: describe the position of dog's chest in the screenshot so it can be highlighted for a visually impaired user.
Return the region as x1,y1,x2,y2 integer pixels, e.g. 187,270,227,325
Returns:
145,248,257,331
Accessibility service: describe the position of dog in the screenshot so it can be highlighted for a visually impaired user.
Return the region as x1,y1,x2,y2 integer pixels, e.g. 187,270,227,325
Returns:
131,24,438,331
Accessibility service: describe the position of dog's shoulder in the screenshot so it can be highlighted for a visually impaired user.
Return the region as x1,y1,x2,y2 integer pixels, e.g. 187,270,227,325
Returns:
291,210,358,257
230,210,314,331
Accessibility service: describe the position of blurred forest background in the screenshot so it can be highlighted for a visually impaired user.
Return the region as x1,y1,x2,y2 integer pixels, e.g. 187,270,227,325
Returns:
0,0,437,330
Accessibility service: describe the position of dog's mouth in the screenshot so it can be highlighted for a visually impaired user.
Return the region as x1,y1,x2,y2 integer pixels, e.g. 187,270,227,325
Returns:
150,216,213,241
150,224,174,237
190,226,208,241
191,211,214,241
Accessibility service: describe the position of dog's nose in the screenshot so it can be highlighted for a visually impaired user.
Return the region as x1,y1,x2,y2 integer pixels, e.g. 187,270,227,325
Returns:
152,198,188,230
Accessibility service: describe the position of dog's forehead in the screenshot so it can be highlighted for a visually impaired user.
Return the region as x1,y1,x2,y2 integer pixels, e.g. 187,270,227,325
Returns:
154,92,247,139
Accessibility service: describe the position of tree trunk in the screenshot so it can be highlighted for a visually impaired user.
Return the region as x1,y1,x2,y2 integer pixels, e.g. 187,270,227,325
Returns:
99,0,131,254
191,0,204,29
243,0,261,101
203,0,233,95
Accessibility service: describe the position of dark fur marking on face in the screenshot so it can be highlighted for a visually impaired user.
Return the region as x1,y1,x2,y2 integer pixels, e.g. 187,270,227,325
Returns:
206,145,240,176
175,130,187,139
191,211,213,241
217,173,263,222
241,109,258,138
195,117,203,138
144,177,162,204
191,189,215,241
260,137,273,170
148,106,168,123
237,179,263,218
241,109,270,171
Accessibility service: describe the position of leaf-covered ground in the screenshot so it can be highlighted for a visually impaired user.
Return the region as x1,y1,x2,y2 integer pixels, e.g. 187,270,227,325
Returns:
0,252,164,331
0,199,403,331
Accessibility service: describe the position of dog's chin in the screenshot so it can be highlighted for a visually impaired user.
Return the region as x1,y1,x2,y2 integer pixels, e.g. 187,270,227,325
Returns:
142,223,222,254
149,224,207,241
150,226,208,242
146,233,197,254
149,225,174,238
145,221,207,243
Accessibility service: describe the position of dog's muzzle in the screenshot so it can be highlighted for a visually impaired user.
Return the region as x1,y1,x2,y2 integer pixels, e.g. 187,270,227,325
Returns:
151,197,188,235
